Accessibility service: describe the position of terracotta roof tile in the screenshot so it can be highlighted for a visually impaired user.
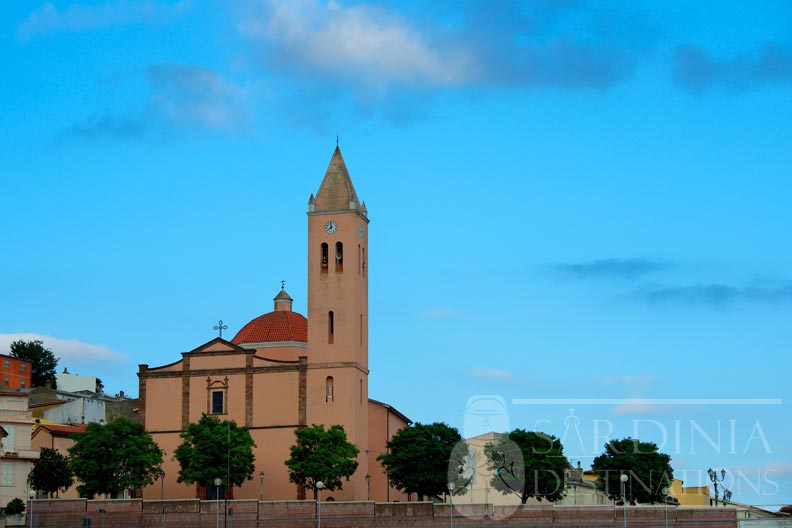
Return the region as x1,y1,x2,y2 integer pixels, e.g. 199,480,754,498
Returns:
232,311,307,345
36,424,87,437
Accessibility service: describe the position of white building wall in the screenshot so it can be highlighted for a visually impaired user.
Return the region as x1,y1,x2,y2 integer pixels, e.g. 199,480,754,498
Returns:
42,397,105,424
56,373,97,393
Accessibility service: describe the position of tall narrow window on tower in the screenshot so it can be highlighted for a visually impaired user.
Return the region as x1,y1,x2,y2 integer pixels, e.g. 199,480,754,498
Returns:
358,244,361,275
321,243,329,272
328,311,334,344
326,376,334,403
362,247,366,277
335,242,344,272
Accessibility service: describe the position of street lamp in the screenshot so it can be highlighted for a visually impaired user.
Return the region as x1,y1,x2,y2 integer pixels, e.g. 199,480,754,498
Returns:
662,487,670,528
365,474,371,501
28,489,35,528
448,482,456,528
259,470,265,501
214,477,222,528
316,481,324,528
707,468,730,507
159,469,165,500
620,474,629,528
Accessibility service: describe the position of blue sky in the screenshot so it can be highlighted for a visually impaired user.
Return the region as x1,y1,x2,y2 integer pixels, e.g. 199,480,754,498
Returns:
1,0,791,507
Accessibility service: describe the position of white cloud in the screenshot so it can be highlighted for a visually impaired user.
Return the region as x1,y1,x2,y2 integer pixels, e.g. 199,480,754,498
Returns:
18,0,191,40
470,368,516,381
146,64,251,131
239,0,474,88
611,398,688,416
611,402,659,415
63,64,251,139
419,308,460,319
0,333,127,363
599,374,653,391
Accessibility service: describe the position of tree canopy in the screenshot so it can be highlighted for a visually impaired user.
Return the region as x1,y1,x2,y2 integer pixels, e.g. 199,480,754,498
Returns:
591,437,673,504
485,429,569,504
9,339,58,388
29,447,74,498
69,417,163,497
378,422,463,501
174,415,256,498
285,424,359,499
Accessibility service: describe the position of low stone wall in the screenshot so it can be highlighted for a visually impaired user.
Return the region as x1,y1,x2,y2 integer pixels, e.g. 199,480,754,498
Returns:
27,499,739,528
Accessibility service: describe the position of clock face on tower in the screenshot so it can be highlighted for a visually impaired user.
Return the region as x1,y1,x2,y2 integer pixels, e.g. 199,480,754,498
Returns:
324,220,338,234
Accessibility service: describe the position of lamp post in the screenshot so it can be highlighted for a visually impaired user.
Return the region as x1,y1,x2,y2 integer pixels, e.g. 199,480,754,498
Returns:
214,477,222,528
620,473,629,528
28,489,35,528
365,474,371,501
226,422,230,528
159,470,166,528
707,468,730,507
259,470,265,501
662,487,669,528
448,482,455,528
316,481,324,528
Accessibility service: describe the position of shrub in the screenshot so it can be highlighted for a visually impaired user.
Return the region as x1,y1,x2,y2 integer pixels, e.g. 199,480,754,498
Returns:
5,498,25,515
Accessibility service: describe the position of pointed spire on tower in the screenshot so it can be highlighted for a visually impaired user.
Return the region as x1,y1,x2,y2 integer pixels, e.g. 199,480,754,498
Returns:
313,146,364,215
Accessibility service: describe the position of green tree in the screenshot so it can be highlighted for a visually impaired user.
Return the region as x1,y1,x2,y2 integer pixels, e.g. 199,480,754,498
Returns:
285,424,359,499
174,415,256,498
377,422,462,501
9,339,58,388
485,429,569,504
69,418,163,498
29,447,74,498
591,437,673,504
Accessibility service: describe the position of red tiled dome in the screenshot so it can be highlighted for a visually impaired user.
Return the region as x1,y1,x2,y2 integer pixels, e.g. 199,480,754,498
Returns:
232,311,307,345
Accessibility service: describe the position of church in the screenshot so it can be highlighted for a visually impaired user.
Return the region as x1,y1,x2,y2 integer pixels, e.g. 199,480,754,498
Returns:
137,147,410,501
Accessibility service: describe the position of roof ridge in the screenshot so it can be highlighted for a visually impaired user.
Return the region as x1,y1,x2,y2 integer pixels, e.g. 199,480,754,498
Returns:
284,309,294,339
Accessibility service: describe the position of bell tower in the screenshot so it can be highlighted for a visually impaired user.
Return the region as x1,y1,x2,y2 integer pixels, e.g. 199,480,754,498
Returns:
306,146,369,500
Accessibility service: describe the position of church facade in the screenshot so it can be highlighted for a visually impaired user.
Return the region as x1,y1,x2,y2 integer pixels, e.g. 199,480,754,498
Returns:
137,147,409,501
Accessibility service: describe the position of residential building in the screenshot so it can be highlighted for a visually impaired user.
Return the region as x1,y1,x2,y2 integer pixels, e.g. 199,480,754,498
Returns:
30,423,87,499
0,354,32,390
0,391,38,508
